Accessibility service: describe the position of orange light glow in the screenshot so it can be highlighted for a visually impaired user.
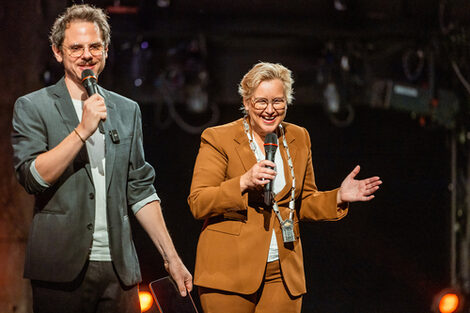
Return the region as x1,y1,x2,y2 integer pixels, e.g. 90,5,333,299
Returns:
439,293,459,313
139,291,153,312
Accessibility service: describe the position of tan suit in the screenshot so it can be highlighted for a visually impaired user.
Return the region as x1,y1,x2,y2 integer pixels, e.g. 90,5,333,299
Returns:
188,118,348,297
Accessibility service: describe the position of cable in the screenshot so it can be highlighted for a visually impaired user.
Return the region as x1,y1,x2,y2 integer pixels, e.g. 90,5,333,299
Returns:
439,0,453,35
451,60,470,96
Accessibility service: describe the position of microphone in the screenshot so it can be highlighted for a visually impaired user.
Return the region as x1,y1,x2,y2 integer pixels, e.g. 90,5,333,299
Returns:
264,132,278,206
81,69,104,134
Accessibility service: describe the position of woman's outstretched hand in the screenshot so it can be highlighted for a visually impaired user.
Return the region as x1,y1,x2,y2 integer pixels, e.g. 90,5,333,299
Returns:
337,165,382,204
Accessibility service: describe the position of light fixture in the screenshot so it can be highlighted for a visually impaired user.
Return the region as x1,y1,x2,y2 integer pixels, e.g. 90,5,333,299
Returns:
323,82,355,127
139,290,154,312
323,82,341,114
334,0,347,11
106,0,139,14
186,84,208,114
157,0,171,8
432,288,464,313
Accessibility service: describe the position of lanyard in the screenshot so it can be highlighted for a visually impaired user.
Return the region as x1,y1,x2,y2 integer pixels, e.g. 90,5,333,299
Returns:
243,118,296,243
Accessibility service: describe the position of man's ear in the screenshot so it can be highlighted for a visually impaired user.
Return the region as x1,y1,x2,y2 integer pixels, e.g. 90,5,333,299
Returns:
52,45,63,63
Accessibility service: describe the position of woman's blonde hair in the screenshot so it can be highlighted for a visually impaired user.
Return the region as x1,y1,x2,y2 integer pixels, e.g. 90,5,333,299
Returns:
238,62,294,112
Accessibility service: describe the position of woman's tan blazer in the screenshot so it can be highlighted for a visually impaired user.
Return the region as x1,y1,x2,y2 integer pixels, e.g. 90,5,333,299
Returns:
188,118,348,297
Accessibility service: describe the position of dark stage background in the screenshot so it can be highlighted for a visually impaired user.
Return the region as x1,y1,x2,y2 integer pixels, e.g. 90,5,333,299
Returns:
2,0,470,312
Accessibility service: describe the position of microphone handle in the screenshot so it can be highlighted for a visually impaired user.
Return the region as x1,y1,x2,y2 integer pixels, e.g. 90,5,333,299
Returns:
264,151,275,206
84,82,105,134
98,121,105,134
264,176,273,206
265,164,274,192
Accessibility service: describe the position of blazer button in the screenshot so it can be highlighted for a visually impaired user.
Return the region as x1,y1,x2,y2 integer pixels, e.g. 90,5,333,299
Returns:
87,223,93,230
89,192,95,199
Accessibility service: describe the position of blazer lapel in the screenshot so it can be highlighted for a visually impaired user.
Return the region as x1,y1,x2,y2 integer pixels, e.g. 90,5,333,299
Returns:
282,123,297,164
233,119,258,173
99,88,117,192
274,122,297,203
52,78,93,183
52,78,80,134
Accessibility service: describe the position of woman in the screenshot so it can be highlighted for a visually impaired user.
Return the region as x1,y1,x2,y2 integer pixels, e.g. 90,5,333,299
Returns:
188,62,381,313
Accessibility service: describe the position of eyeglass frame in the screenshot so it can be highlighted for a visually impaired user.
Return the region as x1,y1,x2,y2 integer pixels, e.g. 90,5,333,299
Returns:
61,42,106,58
250,97,287,111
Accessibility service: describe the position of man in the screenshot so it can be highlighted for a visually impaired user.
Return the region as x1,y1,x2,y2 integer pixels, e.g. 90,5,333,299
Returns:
11,4,192,313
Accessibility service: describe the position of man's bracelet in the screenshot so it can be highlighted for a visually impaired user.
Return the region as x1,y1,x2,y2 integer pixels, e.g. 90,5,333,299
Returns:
73,128,86,143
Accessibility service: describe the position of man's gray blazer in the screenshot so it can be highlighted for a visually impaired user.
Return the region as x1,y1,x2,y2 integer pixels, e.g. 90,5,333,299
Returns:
11,77,156,286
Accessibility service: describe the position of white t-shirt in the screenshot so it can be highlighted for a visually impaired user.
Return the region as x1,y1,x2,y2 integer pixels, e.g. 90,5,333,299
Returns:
72,98,111,261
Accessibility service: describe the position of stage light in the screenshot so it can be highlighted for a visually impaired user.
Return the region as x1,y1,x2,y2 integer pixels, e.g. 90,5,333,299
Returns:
432,288,464,313
157,0,170,8
140,41,149,50
139,291,153,312
43,70,51,84
440,293,459,313
134,78,143,87
322,82,355,127
186,84,208,113
334,0,347,11
324,82,340,113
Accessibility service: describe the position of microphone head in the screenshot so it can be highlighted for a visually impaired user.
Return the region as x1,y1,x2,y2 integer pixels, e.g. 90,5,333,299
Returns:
81,69,97,83
264,133,278,154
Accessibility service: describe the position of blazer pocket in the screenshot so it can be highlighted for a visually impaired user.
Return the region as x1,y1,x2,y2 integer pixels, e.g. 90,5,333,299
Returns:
36,204,66,215
114,136,132,151
115,136,132,145
206,219,243,236
37,209,66,215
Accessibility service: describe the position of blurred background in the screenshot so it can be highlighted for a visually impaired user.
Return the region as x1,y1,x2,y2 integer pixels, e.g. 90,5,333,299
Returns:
1,0,470,312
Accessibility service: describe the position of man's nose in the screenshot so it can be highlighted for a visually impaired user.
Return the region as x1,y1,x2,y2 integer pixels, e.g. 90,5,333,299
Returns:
81,47,93,59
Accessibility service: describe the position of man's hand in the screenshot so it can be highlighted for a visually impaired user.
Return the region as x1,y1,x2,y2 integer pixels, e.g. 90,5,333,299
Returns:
135,201,194,297
164,258,193,297
77,93,107,139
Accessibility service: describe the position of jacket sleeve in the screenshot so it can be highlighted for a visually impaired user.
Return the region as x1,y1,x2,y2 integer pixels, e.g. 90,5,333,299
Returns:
126,104,157,209
188,127,248,220
11,95,50,195
298,127,348,221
